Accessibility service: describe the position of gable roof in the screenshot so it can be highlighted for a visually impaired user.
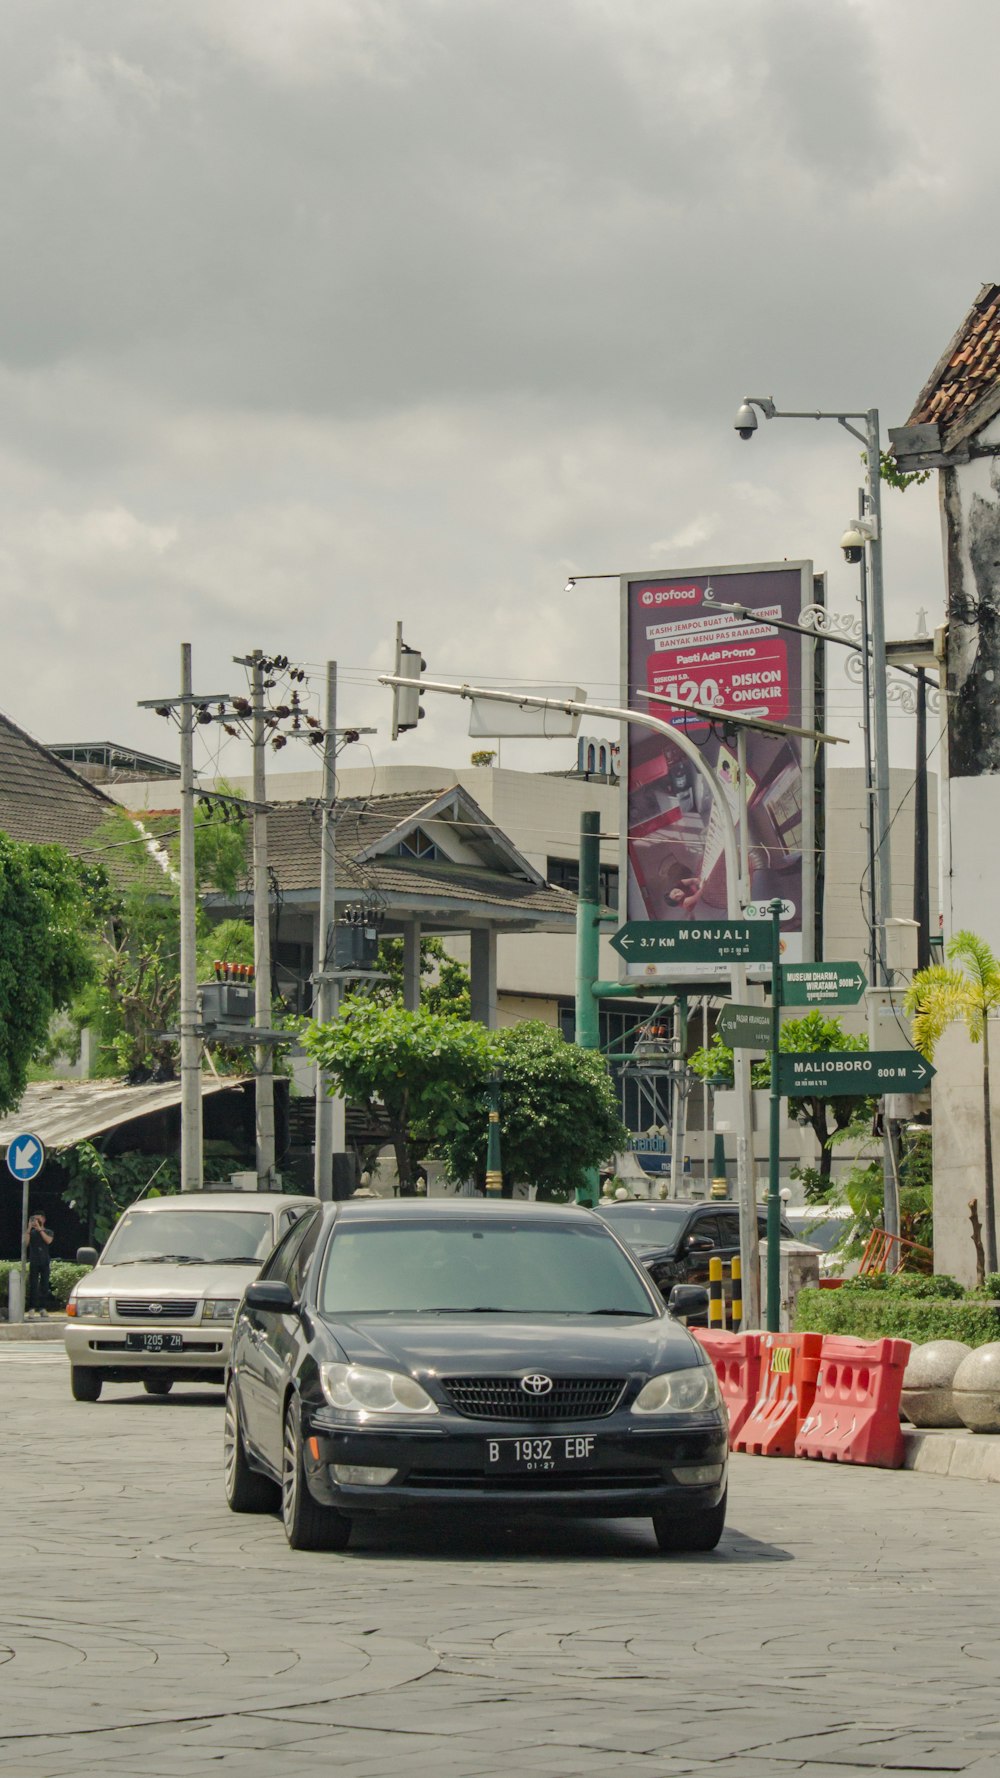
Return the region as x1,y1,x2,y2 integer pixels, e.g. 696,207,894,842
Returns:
907,282,1000,449
207,786,577,930
0,709,117,854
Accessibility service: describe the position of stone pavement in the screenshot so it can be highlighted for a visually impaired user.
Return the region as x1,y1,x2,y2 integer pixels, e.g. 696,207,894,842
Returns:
3,1342,1000,1778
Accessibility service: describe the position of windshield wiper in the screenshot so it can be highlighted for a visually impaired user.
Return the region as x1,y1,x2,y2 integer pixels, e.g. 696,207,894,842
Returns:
586,1307,652,1316
202,1256,258,1266
126,1254,203,1265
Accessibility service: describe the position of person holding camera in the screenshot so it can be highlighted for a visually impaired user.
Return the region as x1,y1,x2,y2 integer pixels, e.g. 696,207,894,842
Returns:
26,1212,54,1320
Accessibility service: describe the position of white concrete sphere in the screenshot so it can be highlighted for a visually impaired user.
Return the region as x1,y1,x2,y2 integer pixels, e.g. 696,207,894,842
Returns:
953,1343,1000,1434
900,1340,972,1427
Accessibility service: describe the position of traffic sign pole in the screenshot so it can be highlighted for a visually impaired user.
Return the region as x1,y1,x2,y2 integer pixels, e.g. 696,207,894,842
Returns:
767,901,783,1333
6,1134,46,1320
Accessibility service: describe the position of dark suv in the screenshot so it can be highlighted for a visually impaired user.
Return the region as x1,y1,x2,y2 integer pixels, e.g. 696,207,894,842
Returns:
594,1200,794,1304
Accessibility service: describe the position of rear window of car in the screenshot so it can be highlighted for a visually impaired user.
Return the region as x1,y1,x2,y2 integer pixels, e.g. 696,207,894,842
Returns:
318,1218,657,1317
595,1205,690,1246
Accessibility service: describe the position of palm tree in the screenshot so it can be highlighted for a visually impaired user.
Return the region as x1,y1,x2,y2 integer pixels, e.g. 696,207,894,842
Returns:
905,931,1000,1274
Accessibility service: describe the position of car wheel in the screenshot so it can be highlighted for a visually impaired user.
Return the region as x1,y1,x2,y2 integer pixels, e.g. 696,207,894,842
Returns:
224,1381,280,1514
143,1377,173,1396
281,1397,351,1552
652,1489,727,1554
70,1367,102,1403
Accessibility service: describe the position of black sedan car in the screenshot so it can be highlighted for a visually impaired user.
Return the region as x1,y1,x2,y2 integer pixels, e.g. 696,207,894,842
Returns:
224,1200,728,1555
594,1199,794,1304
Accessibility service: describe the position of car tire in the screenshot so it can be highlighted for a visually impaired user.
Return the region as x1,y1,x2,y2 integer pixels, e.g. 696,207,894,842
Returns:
281,1397,351,1552
652,1489,727,1554
143,1378,173,1396
224,1381,280,1514
70,1367,102,1403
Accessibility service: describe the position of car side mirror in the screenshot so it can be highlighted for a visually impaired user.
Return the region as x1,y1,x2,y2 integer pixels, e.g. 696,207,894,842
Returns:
667,1284,709,1321
76,1246,99,1267
244,1280,296,1314
684,1233,715,1253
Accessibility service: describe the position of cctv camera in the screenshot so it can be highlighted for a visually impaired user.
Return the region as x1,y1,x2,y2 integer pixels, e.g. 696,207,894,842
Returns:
733,402,758,441
840,524,866,565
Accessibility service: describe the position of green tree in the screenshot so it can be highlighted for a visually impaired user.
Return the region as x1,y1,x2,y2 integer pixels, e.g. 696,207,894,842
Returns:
0,834,97,1114
906,930,1000,1273
437,1021,629,1199
364,935,471,1018
302,999,491,1192
690,1010,871,1191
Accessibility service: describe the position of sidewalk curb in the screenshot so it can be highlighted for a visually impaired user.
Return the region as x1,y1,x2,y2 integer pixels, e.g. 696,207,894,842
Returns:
903,1426,1000,1484
0,1320,66,1342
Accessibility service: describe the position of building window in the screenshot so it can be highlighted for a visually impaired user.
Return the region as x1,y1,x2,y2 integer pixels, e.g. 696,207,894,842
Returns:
389,828,440,862
547,856,619,911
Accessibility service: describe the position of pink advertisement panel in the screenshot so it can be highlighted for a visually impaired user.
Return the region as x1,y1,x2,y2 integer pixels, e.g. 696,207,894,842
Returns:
622,562,815,980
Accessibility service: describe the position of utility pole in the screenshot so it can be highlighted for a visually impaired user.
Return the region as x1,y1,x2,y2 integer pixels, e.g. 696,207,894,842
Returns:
313,662,346,1200
178,644,202,1191
250,650,276,1191
574,811,603,1207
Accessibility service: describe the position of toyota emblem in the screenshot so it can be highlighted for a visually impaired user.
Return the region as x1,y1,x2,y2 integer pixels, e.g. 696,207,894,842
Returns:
520,1373,553,1396
148,1302,163,1315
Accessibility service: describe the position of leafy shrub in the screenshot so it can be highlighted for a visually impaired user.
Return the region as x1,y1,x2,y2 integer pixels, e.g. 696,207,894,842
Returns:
836,1272,964,1299
794,1287,1000,1346
0,1259,92,1310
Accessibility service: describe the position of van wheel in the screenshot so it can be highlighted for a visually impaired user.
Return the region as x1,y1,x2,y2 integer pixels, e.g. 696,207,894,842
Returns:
71,1367,102,1402
143,1378,173,1396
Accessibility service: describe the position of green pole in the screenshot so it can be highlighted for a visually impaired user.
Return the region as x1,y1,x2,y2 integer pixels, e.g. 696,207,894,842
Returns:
767,899,783,1331
485,1070,503,1197
711,1130,728,1200
575,810,602,1206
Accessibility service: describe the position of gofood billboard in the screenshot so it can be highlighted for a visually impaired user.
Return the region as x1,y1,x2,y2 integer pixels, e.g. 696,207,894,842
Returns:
620,561,819,982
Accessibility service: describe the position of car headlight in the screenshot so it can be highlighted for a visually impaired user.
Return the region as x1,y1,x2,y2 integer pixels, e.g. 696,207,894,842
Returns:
632,1366,721,1415
203,1300,239,1322
72,1295,110,1322
319,1362,439,1416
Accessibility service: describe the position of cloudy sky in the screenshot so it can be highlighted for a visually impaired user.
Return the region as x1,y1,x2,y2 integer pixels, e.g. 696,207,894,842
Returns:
2,0,995,784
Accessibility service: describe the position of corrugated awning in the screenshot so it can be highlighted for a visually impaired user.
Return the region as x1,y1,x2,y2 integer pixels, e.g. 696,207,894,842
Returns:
0,1078,249,1153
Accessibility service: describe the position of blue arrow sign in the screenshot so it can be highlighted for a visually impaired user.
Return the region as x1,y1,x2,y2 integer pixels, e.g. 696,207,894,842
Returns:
6,1134,46,1181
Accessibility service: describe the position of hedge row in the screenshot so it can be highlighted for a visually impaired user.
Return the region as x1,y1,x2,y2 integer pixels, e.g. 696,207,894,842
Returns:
0,1260,92,1311
794,1287,1000,1347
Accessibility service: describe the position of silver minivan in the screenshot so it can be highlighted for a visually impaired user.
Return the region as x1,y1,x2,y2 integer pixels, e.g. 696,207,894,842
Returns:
64,1190,315,1401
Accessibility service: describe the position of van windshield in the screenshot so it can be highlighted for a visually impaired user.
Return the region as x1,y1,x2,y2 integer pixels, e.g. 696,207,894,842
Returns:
101,1209,273,1265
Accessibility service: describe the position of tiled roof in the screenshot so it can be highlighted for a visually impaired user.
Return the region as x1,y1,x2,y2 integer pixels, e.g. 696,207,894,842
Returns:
0,710,116,854
908,283,1000,439
192,790,576,925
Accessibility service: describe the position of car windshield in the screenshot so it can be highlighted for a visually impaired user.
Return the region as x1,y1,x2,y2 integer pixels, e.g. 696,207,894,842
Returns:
100,1208,274,1266
318,1219,656,1317
595,1204,690,1247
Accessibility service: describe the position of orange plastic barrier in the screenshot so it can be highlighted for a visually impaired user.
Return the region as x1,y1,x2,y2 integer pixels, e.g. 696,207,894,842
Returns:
731,1332,824,1458
794,1336,911,1469
691,1329,763,1444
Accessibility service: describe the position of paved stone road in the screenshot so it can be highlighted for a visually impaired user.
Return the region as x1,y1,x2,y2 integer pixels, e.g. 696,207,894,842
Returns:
4,1342,1000,1778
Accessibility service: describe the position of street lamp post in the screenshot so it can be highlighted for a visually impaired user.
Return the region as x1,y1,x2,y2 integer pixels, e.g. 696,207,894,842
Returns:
485,1070,504,1197
735,396,898,1235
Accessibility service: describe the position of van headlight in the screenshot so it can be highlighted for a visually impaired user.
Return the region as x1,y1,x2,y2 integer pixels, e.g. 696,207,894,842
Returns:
203,1300,239,1322
320,1363,438,1415
632,1366,721,1415
73,1295,110,1322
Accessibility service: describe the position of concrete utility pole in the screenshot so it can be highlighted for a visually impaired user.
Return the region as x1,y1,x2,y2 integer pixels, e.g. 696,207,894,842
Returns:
313,662,347,1201
251,650,276,1191
178,644,203,1191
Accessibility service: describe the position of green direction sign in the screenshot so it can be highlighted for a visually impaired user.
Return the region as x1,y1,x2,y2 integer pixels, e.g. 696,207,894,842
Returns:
781,961,867,1007
717,1003,772,1049
611,920,772,966
778,1049,935,1098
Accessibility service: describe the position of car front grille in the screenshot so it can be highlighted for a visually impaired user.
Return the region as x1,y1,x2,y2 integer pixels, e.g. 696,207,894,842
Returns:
114,1299,199,1320
440,1377,626,1421
405,1467,661,1492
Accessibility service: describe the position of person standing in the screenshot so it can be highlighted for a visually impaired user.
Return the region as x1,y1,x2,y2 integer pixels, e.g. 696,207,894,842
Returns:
26,1213,53,1320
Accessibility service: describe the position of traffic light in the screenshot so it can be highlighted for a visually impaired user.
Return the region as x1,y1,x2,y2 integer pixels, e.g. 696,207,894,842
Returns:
391,620,426,739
